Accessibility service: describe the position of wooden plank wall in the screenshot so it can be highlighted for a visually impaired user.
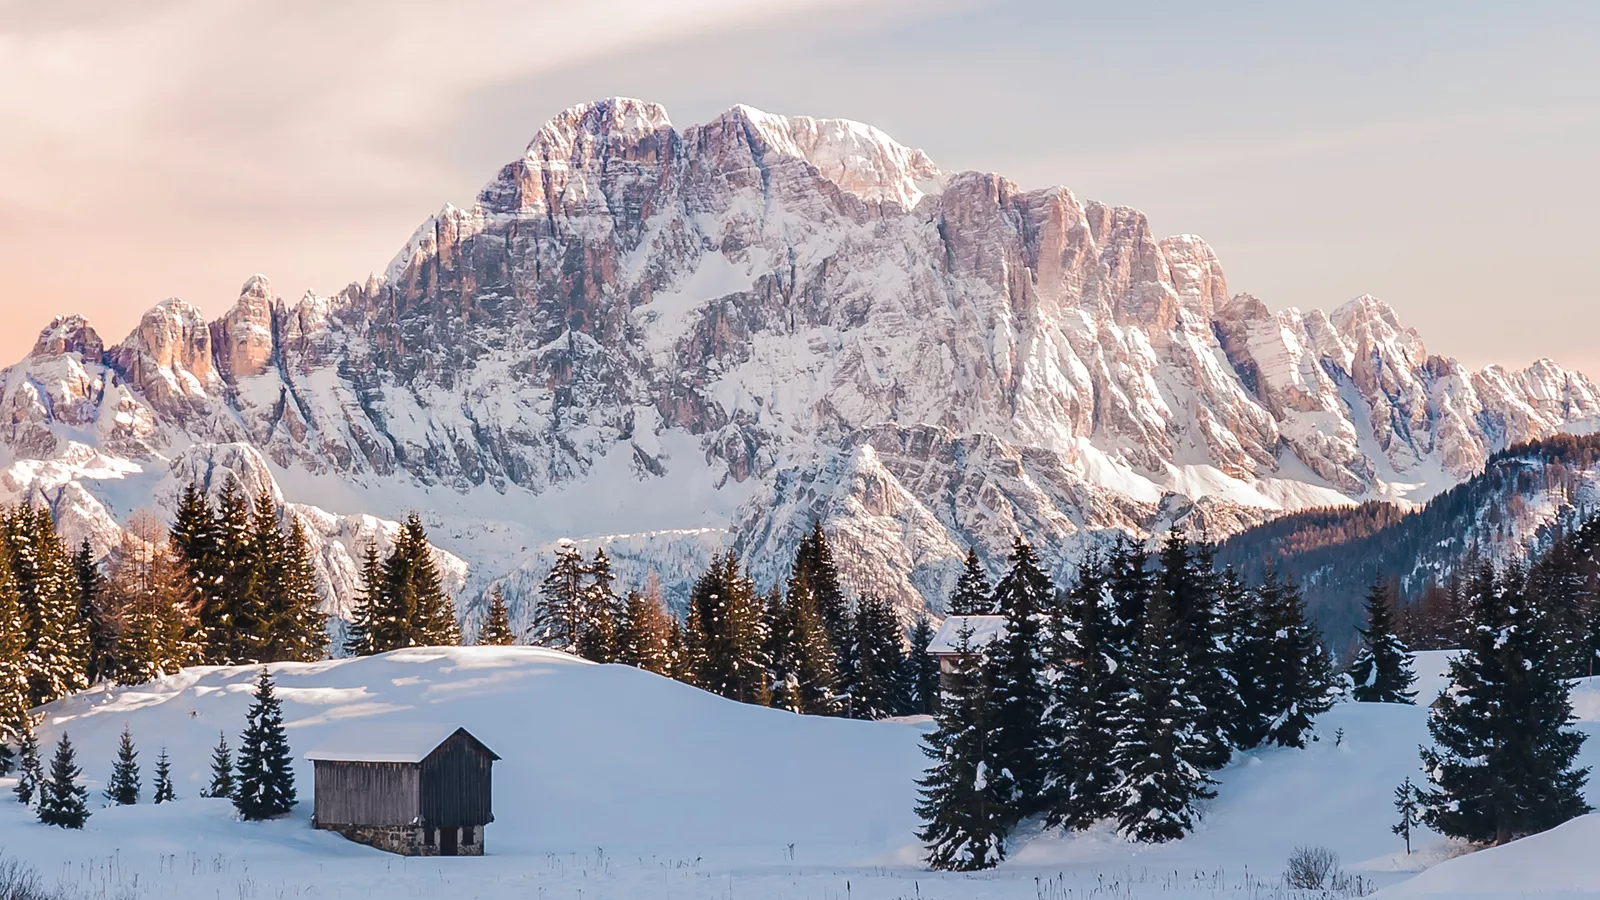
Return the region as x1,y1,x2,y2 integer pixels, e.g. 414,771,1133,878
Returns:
419,733,494,827
313,761,421,826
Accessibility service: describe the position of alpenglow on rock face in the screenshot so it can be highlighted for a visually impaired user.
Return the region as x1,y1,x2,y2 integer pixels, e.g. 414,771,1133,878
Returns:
4,96,1598,626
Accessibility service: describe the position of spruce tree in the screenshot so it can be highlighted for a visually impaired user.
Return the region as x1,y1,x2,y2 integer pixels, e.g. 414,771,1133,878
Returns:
915,623,1006,871
575,548,621,662
234,670,297,820
1217,566,1272,748
1392,776,1421,854
615,588,676,675
947,547,993,615
1419,563,1590,844
104,725,141,805
1257,568,1334,748
1108,592,1215,843
906,615,941,716
0,741,10,777
529,541,587,652
37,733,89,829
1155,530,1232,770
9,506,89,706
342,541,383,657
204,731,235,799
1043,552,1121,830
1348,580,1417,704
380,513,459,648
153,747,175,804
264,514,328,662
170,482,221,633
72,540,114,685
844,593,908,719
766,581,840,715
683,554,770,706
0,547,30,751
789,523,850,667
205,478,258,664
476,587,516,646
108,517,201,684
983,536,1052,824
14,725,41,806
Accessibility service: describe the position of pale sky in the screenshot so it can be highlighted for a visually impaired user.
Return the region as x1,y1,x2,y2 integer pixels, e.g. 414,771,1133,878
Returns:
1,0,1596,373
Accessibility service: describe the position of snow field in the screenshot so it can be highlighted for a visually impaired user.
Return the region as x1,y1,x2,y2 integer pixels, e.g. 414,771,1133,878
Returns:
0,648,1597,899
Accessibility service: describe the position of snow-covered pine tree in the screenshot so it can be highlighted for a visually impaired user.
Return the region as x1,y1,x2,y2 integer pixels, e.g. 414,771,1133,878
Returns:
788,523,850,667
0,740,10,777
915,623,1006,871
237,488,288,663
1217,566,1272,748
906,615,941,716
1104,537,1153,683
1348,580,1417,704
373,514,460,650
615,587,676,675
683,554,770,706
1526,529,1591,679
0,545,29,752
1154,530,1232,771
1043,552,1120,830
14,725,41,806
1392,776,1421,854
1257,568,1334,748
844,593,908,720
476,587,516,646
234,670,297,820
947,547,993,615
1108,591,1215,843
1419,562,1590,845
206,478,258,664
984,536,1052,824
529,541,586,652
170,483,221,632
72,540,114,685
342,542,383,657
264,513,328,662
575,548,621,662
204,731,235,799
38,733,89,829
8,505,89,706
104,725,140,805
153,746,175,804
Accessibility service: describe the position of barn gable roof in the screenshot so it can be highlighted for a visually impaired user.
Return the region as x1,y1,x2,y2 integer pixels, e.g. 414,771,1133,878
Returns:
305,724,501,764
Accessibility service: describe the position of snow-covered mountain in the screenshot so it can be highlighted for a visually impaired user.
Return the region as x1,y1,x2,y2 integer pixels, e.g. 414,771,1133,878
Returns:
4,96,1597,623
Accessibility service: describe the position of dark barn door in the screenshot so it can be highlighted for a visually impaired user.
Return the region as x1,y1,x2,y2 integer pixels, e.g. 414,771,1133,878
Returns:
440,827,458,856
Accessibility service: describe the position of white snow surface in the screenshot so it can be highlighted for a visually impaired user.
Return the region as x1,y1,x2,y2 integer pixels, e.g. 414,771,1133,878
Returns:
927,615,1007,654
5,649,1600,898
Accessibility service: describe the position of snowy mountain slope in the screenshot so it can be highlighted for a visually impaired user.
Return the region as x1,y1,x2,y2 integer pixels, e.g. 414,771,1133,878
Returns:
5,97,1598,622
4,648,1598,899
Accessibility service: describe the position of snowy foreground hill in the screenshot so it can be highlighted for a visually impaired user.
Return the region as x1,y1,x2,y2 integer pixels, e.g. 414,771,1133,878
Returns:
4,649,1600,898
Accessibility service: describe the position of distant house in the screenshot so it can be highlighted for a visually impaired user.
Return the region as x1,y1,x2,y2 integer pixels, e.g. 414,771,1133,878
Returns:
306,725,500,857
926,615,1007,691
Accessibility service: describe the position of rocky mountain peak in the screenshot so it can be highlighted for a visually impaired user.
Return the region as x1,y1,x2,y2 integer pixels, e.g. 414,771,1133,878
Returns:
213,274,278,382
726,104,943,208
31,315,104,362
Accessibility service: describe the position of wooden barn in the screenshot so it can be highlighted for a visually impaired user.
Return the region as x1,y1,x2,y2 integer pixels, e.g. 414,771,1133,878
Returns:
305,725,500,856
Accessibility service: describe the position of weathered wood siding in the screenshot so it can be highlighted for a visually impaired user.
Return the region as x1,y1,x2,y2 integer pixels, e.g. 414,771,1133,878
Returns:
419,732,494,827
313,761,421,827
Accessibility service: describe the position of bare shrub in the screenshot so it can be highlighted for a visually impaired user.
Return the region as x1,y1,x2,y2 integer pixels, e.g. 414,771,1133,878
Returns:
1285,845,1340,890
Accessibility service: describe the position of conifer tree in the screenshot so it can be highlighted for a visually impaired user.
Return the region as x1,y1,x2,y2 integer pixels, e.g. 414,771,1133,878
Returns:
108,515,200,684
788,523,849,665
0,546,30,750
683,553,770,706
14,725,41,806
8,506,89,706
615,587,676,675
380,513,459,648
1392,776,1421,854
915,623,1006,871
153,747,175,804
1108,593,1215,843
1043,552,1120,830
104,725,141,805
844,593,908,719
906,615,941,716
766,583,840,714
342,541,383,657
1257,568,1334,748
476,587,516,646
204,478,258,664
0,741,10,777
575,548,621,662
204,731,235,799
170,482,221,621
1348,580,1417,704
72,540,114,685
1419,563,1590,844
529,541,586,652
983,536,1052,823
1217,566,1272,748
1155,530,1232,770
263,514,328,662
234,670,297,820
38,733,89,829
1103,537,1153,693
946,547,993,615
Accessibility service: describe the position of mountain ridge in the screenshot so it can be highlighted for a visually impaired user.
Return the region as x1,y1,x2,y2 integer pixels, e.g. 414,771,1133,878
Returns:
2,96,1595,626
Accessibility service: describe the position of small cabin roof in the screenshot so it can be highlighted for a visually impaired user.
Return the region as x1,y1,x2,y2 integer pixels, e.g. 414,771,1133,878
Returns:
927,615,1007,655
304,724,501,764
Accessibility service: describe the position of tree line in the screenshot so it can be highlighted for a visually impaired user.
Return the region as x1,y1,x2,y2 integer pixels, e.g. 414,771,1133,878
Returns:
916,531,1338,869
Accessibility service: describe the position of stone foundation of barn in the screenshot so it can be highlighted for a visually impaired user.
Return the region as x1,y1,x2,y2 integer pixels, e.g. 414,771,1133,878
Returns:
317,823,485,856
